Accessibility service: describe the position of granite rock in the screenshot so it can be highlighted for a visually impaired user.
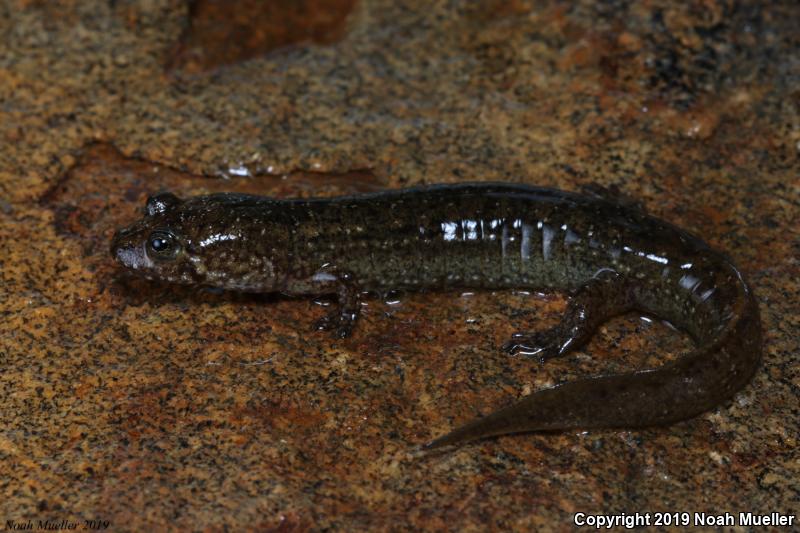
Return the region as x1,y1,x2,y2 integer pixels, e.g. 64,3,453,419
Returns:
0,0,798,530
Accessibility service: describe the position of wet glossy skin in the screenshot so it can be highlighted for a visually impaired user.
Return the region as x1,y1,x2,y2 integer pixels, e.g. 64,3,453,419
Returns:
111,183,762,449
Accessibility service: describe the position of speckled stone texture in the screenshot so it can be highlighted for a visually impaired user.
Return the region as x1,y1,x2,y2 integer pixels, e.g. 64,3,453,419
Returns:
1,0,798,531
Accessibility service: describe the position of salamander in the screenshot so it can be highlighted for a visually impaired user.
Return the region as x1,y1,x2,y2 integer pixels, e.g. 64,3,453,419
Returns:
110,183,762,449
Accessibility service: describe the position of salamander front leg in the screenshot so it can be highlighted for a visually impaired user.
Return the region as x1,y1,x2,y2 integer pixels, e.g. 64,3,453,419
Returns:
502,271,634,361
312,268,361,339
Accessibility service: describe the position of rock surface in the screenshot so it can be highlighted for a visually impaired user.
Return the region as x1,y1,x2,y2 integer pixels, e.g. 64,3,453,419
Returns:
0,1,797,530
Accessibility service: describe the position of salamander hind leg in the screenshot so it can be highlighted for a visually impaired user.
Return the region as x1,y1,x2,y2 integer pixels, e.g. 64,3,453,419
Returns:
503,271,634,361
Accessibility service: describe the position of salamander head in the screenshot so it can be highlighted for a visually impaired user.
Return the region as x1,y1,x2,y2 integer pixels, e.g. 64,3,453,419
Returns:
111,192,281,291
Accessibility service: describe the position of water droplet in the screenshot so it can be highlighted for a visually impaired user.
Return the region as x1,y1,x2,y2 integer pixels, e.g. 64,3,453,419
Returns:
228,164,250,177
383,289,403,306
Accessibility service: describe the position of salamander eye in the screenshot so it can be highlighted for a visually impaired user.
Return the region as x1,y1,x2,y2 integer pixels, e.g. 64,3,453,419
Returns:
146,230,180,260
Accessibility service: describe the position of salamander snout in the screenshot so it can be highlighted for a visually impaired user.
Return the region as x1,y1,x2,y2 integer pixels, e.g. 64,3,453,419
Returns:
110,227,152,271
